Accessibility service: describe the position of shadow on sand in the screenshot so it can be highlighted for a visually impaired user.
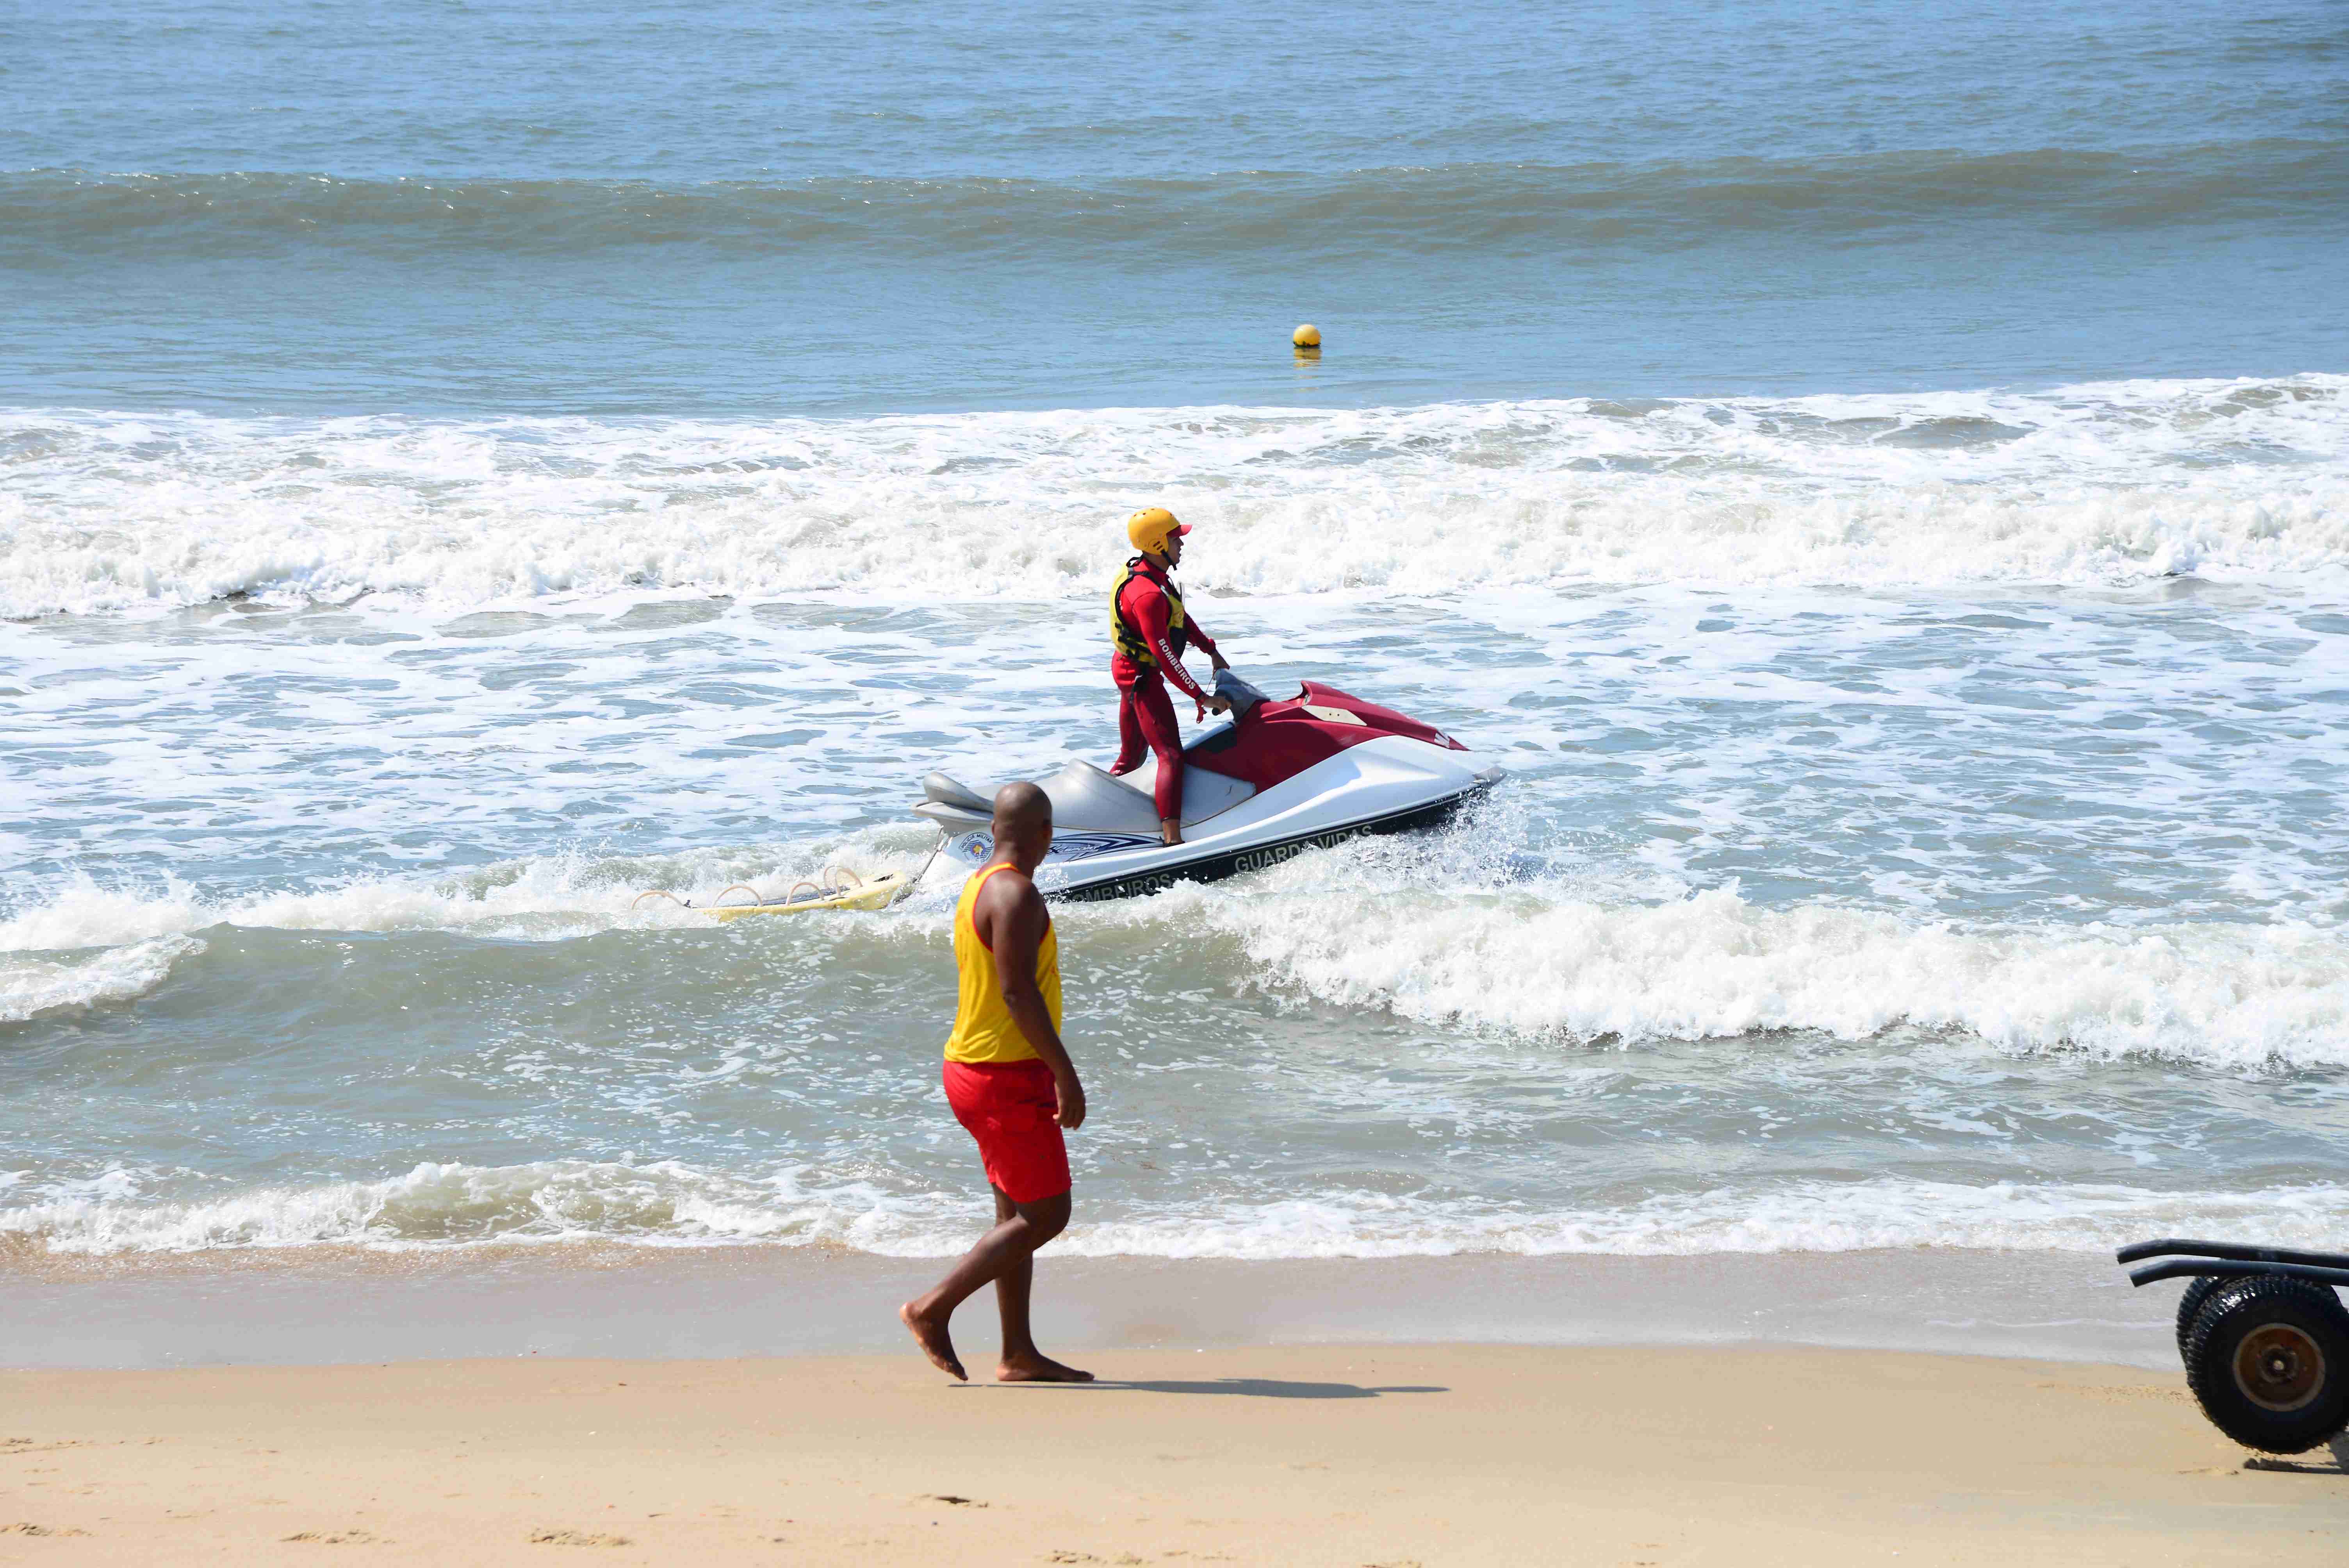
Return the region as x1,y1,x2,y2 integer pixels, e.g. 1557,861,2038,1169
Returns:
964,1378,1447,1400
2242,1433,2349,1477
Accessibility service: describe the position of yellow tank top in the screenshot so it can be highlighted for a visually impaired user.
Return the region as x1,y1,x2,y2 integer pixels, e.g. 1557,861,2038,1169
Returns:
943,863,1061,1064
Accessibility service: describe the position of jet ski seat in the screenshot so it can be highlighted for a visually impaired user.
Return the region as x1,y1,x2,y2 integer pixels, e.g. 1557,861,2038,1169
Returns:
1042,759,1259,831
1036,761,1162,834
919,763,1158,832
914,759,1259,836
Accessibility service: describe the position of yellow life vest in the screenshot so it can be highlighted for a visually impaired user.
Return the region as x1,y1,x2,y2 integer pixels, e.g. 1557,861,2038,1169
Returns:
1109,554,1187,666
943,863,1061,1064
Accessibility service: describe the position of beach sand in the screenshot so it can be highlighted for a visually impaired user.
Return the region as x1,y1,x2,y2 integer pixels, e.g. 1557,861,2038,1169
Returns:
4,1343,2342,1564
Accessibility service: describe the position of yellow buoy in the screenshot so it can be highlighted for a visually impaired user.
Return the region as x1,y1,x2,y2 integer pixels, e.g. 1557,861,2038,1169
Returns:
1292,323,1322,348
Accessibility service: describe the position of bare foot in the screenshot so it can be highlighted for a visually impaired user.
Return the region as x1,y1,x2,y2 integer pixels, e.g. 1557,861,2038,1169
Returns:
998,1351,1094,1383
899,1301,966,1381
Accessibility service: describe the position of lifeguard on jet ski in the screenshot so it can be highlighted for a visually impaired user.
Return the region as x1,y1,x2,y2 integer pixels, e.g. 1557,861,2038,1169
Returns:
910,507,1501,902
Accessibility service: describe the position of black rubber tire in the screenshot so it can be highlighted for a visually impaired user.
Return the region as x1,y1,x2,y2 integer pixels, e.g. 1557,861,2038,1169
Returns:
2181,1276,2349,1454
2174,1274,2228,1358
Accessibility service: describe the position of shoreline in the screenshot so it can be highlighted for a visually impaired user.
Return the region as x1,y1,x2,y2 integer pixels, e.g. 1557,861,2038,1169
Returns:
2,1245,2180,1371
4,1343,2340,1565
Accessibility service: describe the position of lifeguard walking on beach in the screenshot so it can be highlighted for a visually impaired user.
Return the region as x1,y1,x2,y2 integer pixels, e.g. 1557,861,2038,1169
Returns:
900,782,1095,1383
1110,506,1232,846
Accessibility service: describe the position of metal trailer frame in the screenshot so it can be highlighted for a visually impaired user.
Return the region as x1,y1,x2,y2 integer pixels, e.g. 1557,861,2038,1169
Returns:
2117,1238,2349,1293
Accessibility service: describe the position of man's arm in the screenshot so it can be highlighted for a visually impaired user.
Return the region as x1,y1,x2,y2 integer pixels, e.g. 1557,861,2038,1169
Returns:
1127,582,1230,712
976,871,1086,1129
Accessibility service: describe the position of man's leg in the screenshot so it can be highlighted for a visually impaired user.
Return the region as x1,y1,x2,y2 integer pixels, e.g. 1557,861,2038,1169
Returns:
1109,682,1146,775
990,1188,1091,1382
1132,675,1186,844
899,1187,1088,1383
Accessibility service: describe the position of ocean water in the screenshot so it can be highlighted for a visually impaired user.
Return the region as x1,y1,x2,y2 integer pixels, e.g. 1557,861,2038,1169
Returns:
4,2,2348,1270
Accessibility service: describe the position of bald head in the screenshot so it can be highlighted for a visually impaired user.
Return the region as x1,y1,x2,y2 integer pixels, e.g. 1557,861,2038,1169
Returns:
990,780,1054,868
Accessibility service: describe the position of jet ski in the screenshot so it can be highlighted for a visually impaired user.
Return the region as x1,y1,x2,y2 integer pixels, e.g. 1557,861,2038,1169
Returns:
910,679,1502,902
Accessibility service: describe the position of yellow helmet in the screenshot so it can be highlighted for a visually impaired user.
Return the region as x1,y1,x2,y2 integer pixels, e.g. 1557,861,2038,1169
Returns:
1126,506,1192,554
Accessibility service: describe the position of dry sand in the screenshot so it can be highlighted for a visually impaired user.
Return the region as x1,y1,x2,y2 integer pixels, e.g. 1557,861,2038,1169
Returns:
2,1343,2343,1564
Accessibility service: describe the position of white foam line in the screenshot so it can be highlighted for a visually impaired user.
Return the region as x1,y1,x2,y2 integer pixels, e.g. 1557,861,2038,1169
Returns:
1107,856,2349,1068
9,825,2346,1071
7,1158,2344,1259
0,832,952,955
3,376,2344,618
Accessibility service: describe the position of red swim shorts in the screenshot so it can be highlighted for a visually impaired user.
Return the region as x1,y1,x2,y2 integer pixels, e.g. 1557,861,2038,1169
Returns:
942,1058,1071,1204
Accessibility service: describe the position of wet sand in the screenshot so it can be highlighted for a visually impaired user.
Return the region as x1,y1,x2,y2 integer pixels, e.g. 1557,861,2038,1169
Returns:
4,1343,2343,1565
0,1245,2181,1370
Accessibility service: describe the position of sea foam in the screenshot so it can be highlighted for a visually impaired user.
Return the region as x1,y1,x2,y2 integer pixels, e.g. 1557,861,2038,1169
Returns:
0,934,203,1023
7,1155,2345,1260
3,376,2343,619
1117,872,2349,1070
0,834,950,955
8,836,2345,1072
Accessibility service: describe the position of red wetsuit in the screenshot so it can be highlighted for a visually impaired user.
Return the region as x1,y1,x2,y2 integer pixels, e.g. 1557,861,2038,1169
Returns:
1109,557,1218,823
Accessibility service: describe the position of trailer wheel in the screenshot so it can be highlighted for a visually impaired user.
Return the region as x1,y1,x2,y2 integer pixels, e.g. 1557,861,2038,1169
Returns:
2182,1276,2349,1454
2174,1275,2228,1357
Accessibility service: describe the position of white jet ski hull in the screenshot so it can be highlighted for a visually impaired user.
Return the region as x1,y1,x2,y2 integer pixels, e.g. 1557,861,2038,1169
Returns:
934,734,1502,902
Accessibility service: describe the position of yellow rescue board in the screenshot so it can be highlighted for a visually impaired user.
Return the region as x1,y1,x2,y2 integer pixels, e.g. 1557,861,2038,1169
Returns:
704,870,908,919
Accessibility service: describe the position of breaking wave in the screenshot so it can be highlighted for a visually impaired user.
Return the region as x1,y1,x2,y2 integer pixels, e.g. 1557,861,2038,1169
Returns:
4,376,2344,618
6,1156,2345,1259
1136,874,2349,1070
9,834,2347,1071
0,935,203,1023
0,833,949,955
